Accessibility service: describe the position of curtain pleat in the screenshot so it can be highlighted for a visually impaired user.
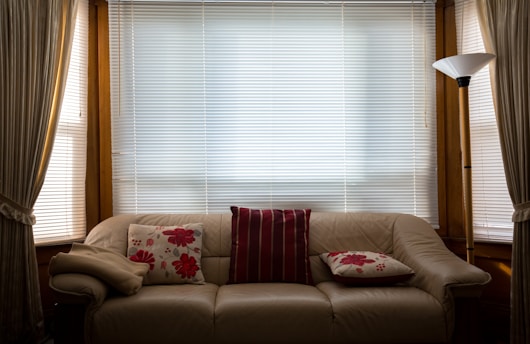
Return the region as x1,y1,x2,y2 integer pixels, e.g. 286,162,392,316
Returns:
0,218,42,343
0,0,78,342
476,0,530,342
512,222,530,343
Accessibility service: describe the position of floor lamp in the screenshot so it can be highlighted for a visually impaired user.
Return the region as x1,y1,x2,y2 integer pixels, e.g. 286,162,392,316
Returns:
432,53,495,265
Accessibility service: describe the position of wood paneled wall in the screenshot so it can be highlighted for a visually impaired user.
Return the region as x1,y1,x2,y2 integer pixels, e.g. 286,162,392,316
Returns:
86,0,113,231
36,244,72,335
436,0,463,239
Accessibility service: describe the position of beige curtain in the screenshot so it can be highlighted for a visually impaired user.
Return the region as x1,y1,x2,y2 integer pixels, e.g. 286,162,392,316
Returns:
0,0,78,342
476,0,530,343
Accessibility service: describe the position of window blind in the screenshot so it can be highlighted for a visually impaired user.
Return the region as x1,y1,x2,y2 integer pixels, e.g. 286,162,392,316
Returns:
455,0,513,242
109,0,438,225
33,0,88,245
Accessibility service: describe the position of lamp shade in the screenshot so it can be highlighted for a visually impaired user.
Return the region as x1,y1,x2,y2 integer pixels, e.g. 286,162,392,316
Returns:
432,53,495,79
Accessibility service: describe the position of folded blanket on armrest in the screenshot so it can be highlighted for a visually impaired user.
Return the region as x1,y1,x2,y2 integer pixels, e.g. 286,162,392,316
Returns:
49,243,149,295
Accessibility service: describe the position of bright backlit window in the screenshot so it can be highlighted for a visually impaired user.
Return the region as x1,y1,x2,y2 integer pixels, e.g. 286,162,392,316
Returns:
109,0,438,225
455,0,513,242
33,0,88,245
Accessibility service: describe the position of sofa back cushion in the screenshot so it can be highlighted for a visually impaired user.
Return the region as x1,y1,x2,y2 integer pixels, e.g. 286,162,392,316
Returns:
307,212,397,283
85,212,401,285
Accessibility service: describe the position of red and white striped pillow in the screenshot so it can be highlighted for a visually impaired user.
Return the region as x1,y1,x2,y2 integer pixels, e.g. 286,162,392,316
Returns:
228,206,313,285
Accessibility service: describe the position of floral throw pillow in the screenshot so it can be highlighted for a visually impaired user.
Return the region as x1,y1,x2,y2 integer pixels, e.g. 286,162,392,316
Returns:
320,251,414,285
127,223,205,285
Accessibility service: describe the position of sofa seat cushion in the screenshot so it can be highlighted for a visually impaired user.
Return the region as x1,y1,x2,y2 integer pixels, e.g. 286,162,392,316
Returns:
317,281,448,343
90,284,218,344
215,283,332,344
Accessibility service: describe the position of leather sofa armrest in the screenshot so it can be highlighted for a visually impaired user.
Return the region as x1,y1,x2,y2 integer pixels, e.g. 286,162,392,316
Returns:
50,273,109,307
50,274,110,344
391,214,491,306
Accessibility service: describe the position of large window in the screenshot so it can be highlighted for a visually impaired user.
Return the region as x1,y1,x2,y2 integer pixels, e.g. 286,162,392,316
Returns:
455,0,513,242
109,0,438,225
33,0,88,245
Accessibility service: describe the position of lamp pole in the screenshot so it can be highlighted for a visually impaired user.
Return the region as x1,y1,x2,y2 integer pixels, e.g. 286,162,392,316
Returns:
457,76,474,264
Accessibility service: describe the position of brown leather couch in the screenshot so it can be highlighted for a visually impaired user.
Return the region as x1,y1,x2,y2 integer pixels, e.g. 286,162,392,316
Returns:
50,212,491,344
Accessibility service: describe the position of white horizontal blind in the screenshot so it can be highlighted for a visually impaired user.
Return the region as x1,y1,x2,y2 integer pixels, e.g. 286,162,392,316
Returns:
109,0,438,225
455,0,513,242
33,0,88,245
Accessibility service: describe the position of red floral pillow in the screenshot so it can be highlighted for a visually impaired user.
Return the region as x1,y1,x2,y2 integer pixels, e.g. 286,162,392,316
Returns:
127,223,205,285
229,206,313,285
320,251,414,285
